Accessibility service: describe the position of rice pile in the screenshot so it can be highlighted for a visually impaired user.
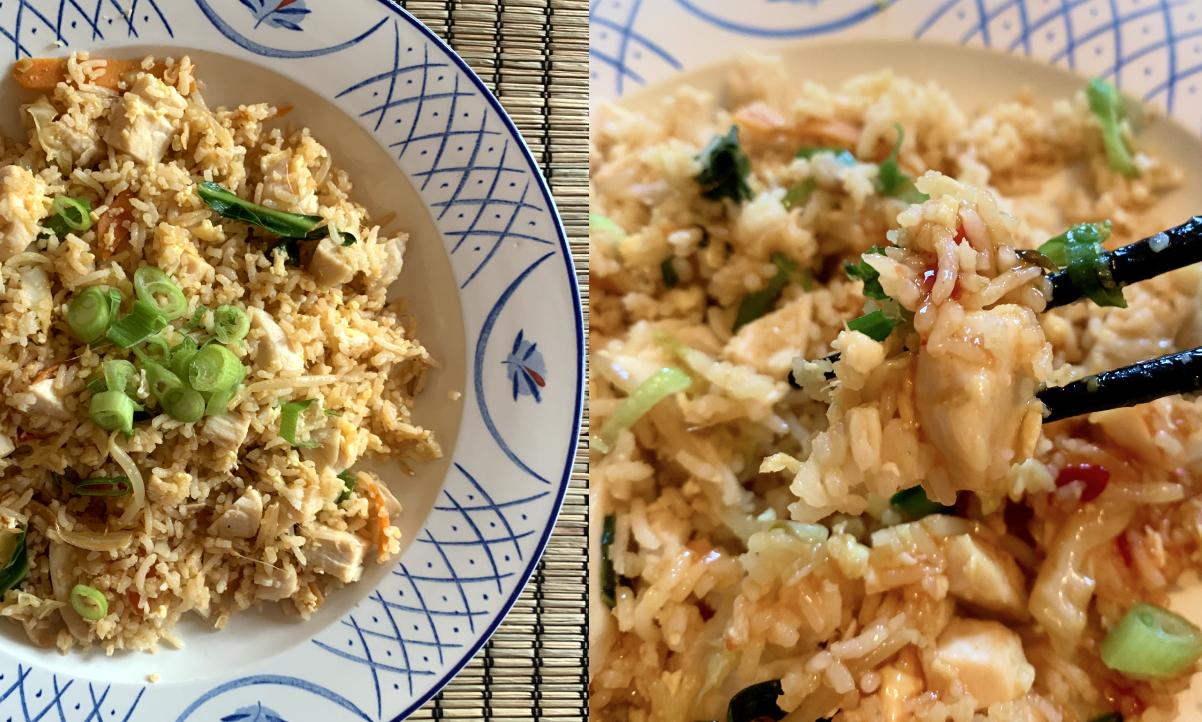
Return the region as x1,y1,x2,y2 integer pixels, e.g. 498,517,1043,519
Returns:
590,55,1202,720
0,54,439,652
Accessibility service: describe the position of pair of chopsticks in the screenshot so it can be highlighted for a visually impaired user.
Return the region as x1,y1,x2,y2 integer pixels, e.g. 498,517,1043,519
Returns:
792,216,1202,423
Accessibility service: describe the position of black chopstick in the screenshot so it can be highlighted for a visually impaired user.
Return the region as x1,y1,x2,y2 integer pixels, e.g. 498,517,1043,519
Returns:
1038,346,1202,423
789,216,1202,388
1044,215,1202,309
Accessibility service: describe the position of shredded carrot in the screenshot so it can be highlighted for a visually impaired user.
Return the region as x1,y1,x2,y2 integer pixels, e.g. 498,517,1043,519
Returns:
363,481,390,558
12,57,145,91
95,191,133,259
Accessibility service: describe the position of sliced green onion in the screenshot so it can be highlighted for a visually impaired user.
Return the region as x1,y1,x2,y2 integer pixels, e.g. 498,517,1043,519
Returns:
589,213,625,245
592,367,692,454
184,305,208,331
601,514,617,608
1038,221,1125,308
170,336,200,379
187,344,243,393
101,359,137,396
727,679,786,722
85,376,106,395
133,266,187,320
1087,78,1139,178
43,196,93,237
1100,602,1202,679
890,486,955,521
280,398,320,448
781,177,816,210
143,362,183,402
875,123,928,203
106,299,167,348
843,246,889,300
212,305,250,344
162,387,205,423
0,526,28,595
846,309,897,342
67,285,118,344
90,390,135,433
69,584,108,621
733,254,803,332
134,334,172,366
69,476,132,497
204,381,242,417
336,470,356,504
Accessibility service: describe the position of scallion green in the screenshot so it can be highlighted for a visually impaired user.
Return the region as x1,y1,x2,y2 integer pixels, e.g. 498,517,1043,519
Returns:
212,305,250,344
162,387,205,423
592,367,692,454
875,123,928,203
733,254,804,332
280,398,320,448
143,362,183,403
1086,78,1139,178
69,476,132,497
43,196,93,237
89,390,135,433
890,486,955,521
100,359,137,396
69,584,108,621
1038,221,1125,308
170,336,200,379
336,470,356,504
601,514,617,608
1100,602,1202,679
781,178,816,210
134,333,172,366
67,285,118,344
846,309,897,342
843,246,890,300
186,344,243,393
133,266,187,320
106,299,167,348
196,181,357,244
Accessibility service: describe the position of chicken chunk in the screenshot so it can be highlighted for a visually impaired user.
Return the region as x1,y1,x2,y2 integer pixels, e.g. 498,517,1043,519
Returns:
0,166,47,262
207,488,263,539
302,418,359,474
308,237,354,287
105,73,186,164
11,377,70,420
17,265,52,332
254,562,299,601
258,142,320,214
202,413,251,451
944,533,1027,618
306,527,367,583
924,619,1034,709
916,305,1049,493
249,307,304,373
150,223,213,284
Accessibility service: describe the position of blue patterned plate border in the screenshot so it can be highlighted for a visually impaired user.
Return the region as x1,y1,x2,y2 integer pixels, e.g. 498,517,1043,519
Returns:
0,1,582,721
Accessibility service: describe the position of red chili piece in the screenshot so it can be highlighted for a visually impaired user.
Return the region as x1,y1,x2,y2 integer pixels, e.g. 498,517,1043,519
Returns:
1055,463,1111,502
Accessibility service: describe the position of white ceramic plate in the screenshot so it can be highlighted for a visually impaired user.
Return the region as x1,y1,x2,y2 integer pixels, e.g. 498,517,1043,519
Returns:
0,2,582,721
597,38,1202,718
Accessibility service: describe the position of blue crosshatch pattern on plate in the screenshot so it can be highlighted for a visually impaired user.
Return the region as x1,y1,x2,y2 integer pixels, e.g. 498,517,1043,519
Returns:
0,1,581,721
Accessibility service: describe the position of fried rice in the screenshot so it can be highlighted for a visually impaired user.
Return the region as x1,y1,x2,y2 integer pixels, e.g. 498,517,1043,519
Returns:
589,54,1202,721
0,53,440,653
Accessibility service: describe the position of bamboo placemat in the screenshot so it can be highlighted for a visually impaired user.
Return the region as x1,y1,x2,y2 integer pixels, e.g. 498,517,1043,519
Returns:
397,2,588,720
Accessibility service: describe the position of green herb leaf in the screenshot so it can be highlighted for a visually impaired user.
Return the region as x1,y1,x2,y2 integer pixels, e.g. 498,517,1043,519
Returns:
1038,221,1125,307
842,246,889,300
280,398,321,448
336,470,356,504
660,257,679,288
1086,78,1139,178
696,126,753,203
781,177,816,210
197,181,357,244
733,254,805,332
890,486,955,521
875,124,928,202
847,309,897,342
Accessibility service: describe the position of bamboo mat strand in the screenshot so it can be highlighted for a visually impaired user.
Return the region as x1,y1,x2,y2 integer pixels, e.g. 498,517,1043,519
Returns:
397,2,588,720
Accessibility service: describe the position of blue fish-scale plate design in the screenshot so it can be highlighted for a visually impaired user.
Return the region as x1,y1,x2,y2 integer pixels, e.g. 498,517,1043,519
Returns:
0,1,582,721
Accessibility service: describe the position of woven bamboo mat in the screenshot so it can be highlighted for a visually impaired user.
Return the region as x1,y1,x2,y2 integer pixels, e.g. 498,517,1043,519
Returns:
396,2,588,720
